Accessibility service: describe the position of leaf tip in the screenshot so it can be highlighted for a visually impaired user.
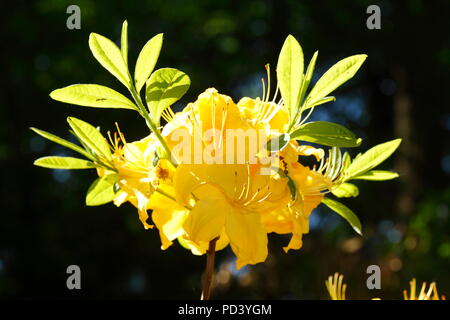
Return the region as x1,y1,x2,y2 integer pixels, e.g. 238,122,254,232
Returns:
49,89,58,100
390,138,403,150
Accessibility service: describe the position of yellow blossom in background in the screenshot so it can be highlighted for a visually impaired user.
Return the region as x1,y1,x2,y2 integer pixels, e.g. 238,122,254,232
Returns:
325,273,347,300
325,273,446,300
403,278,446,300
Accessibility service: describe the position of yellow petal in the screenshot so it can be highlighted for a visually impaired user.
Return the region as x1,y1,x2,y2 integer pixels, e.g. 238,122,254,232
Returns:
149,184,189,249
183,197,228,245
178,230,229,255
260,210,293,234
225,210,268,269
152,208,188,249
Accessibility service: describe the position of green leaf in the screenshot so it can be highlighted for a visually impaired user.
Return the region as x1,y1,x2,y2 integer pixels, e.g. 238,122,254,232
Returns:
341,152,352,173
352,170,399,181
50,84,137,110
86,174,118,206
331,183,359,198
121,20,128,66
276,35,304,120
89,33,131,88
345,139,402,180
34,156,95,169
292,52,319,126
135,33,163,92
303,96,336,110
30,127,94,161
265,133,290,152
322,197,362,235
145,68,190,126
67,117,112,161
297,51,318,110
291,121,362,147
305,54,367,107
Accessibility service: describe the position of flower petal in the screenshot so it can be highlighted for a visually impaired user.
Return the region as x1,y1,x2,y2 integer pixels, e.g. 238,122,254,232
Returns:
183,197,228,246
225,210,268,269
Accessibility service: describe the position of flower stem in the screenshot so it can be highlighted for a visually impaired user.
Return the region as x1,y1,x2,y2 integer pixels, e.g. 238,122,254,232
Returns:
128,85,177,167
200,237,218,300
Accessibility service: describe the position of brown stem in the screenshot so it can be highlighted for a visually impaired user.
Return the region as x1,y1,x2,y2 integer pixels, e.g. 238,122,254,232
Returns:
200,237,218,300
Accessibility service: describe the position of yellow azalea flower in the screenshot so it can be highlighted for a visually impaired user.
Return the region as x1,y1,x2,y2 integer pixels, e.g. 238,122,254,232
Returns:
261,143,332,252
161,88,293,267
403,278,446,300
237,96,289,133
97,133,157,229
236,65,289,135
174,163,290,269
103,132,181,236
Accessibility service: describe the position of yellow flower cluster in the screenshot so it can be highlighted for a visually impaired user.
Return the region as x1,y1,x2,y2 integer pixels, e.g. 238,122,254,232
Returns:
33,26,401,277
105,88,337,269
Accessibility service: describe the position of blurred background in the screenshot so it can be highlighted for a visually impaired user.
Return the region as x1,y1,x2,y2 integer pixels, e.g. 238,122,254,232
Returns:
1,0,449,299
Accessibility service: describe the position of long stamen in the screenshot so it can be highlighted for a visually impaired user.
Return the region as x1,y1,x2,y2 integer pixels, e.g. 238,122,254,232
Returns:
297,106,315,128
261,78,266,104
115,122,127,145
217,104,228,150
265,64,271,102
272,85,279,103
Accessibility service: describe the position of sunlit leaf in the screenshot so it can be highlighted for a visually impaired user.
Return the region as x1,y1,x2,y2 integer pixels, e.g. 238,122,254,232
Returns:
352,170,399,181
331,183,359,198
135,33,163,92
305,54,367,107
121,20,128,66
322,197,362,235
291,121,362,147
341,152,352,173
145,68,190,126
89,33,131,88
86,174,118,206
345,139,402,180
303,96,336,110
34,156,95,169
276,35,304,120
67,117,112,161
30,127,94,161
50,84,137,110
297,51,318,110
